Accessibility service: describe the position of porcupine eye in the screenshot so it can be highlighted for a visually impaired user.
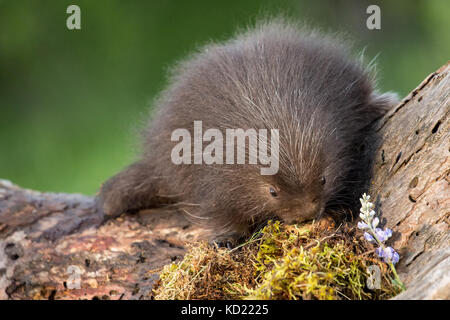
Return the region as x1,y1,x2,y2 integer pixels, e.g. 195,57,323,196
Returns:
269,187,278,197
320,177,326,186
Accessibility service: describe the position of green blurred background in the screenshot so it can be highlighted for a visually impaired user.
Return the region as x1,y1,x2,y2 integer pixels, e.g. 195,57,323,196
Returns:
0,0,449,195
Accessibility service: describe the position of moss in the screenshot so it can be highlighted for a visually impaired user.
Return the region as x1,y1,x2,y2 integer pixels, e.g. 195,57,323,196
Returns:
151,241,256,299
152,221,400,300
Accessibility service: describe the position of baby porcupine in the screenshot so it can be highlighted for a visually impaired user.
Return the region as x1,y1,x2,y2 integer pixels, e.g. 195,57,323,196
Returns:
97,20,398,246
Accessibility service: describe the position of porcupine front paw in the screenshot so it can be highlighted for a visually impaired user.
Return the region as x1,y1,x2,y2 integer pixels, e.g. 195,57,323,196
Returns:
210,232,244,249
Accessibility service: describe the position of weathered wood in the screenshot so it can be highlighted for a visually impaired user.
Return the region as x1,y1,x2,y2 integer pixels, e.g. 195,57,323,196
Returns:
0,180,205,299
367,62,450,299
0,62,448,300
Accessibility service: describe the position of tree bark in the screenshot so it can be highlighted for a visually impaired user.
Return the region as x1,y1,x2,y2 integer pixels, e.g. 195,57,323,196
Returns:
0,63,448,300
0,181,206,300
367,62,450,299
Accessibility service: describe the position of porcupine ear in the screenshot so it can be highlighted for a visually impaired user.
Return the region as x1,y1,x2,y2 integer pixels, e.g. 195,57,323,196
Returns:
368,91,400,116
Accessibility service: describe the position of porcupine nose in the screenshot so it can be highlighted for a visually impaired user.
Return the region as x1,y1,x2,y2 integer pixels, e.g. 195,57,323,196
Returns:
282,195,322,224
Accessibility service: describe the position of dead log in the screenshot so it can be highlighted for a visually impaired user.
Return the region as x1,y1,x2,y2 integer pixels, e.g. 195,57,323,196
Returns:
0,62,448,300
0,180,206,300
367,62,450,299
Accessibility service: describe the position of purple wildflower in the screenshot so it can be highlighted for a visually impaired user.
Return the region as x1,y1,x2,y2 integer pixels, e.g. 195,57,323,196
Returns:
359,193,405,290
376,246,400,264
364,232,375,243
374,228,388,242
391,251,400,264
358,221,369,229
372,217,379,228
375,247,383,257
384,228,393,238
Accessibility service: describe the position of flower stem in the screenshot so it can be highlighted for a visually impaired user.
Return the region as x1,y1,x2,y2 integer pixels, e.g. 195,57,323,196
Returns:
388,262,406,291
366,225,405,292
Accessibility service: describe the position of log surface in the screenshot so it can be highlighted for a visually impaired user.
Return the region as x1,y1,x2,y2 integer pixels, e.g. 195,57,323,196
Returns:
0,63,449,300
0,180,206,299
368,62,450,299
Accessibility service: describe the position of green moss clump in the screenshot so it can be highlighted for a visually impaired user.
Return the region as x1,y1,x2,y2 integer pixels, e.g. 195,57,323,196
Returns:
152,221,400,300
